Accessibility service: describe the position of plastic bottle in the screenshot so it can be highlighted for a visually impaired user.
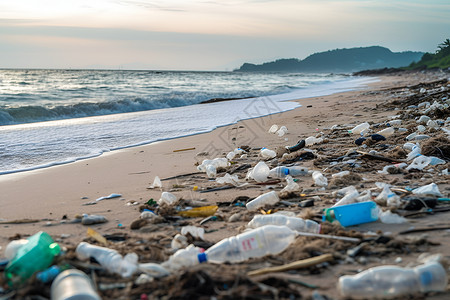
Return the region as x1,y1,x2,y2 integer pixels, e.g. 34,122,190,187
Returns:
323,201,379,227
4,239,29,260
406,155,432,171
268,124,278,133
338,261,447,299
417,115,431,124
376,127,394,137
305,136,323,146
51,269,101,300
247,215,320,233
81,214,107,225
4,231,61,287
76,242,138,278
36,265,63,283
250,161,270,182
158,192,177,205
260,147,276,159
406,144,421,160
206,164,217,178
387,119,402,126
246,191,279,211
269,166,308,178
350,122,370,135
312,171,328,187
197,225,297,264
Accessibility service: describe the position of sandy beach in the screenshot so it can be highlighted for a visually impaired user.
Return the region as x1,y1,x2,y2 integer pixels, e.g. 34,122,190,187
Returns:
1,71,449,299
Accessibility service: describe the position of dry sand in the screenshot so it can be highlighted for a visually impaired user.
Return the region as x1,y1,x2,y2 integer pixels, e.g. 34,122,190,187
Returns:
0,71,449,299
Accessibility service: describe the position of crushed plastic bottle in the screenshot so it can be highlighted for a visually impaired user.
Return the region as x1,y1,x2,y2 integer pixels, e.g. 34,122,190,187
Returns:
76,242,138,278
350,122,370,135
197,225,297,264
5,231,61,287
81,214,107,225
338,261,447,299
412,183,443,197
333,186,360,207
331,170,350,178
51,269,101,300
246,191,280,211
249,161,270,182
312,171,328,187
158,192,177,206
269,166,308,178
406,155,432,171
215,173,240,185
206,164,217,178
281,175,300,193
247,215,320,233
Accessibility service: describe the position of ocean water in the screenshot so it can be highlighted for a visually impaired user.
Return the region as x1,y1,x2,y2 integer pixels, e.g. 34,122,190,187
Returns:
0,69,375,174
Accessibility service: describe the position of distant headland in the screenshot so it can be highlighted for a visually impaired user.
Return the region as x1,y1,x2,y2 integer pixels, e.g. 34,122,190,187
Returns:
234,46,424,73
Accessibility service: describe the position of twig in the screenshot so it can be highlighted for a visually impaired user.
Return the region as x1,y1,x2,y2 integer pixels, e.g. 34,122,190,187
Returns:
399,226,450,235
173,147,196,152
247,254,333,276
161,172,204,181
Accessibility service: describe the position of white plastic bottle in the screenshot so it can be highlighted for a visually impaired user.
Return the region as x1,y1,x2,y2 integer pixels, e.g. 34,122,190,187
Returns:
76,242,138,278
350,122,370,135
376,127,395,137
247,215,320,233
338,262,448,299
158,192,178,205
260,147,277,159
312,171,328,187
197,225,297,264
246,191,279,211
269,166,308,178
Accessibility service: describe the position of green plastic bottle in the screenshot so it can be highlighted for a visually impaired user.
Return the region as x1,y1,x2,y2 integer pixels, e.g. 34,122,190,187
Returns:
4,231,61,287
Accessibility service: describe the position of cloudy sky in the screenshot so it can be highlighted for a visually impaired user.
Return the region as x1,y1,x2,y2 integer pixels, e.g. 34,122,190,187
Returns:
0,0,448,70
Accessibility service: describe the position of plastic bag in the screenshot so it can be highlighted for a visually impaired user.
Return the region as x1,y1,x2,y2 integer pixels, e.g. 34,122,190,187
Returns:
412,183,443,197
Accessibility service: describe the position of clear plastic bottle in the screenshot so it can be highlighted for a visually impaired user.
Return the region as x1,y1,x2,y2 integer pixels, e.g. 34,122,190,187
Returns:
312,171,328,187
76,242,138,278
81,214,107,225
269,166,308,178
350,122,370,135
247,215,320,233
158,192,177,205
305,136,323,146
376,127,394,137
260,147,277,159
51,269,101,300
197,225,297,264
206,164,217,178
338,261,448,299
4,231,61,287
246,191,279,211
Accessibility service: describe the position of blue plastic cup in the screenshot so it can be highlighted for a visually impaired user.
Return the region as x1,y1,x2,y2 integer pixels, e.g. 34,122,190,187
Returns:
323,201,379,227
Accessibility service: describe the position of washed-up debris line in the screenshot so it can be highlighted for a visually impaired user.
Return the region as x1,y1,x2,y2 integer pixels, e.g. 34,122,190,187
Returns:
1,71,449,299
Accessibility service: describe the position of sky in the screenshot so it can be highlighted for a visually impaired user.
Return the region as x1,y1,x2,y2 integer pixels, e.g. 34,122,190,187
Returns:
0,0,449,71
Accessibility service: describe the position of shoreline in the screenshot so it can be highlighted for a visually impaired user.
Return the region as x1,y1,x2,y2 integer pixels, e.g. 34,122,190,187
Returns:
1,71,449,299
0,75,376,176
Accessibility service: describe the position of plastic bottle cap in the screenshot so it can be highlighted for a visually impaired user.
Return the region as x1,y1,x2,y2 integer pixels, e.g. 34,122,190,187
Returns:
420,271,433,286
197,253,207,263
284,168,289,175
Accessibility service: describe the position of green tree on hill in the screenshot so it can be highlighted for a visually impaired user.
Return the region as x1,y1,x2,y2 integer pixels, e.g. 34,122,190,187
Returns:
408,38,450,69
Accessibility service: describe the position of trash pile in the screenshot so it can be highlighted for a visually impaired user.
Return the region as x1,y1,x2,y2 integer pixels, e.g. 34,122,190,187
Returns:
1,74,449,299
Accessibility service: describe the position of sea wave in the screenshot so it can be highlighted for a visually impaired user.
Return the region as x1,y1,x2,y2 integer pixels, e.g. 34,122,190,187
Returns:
0,96,207,125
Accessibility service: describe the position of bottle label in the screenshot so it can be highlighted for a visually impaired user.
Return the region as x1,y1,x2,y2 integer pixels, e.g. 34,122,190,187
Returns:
241,237,260,251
